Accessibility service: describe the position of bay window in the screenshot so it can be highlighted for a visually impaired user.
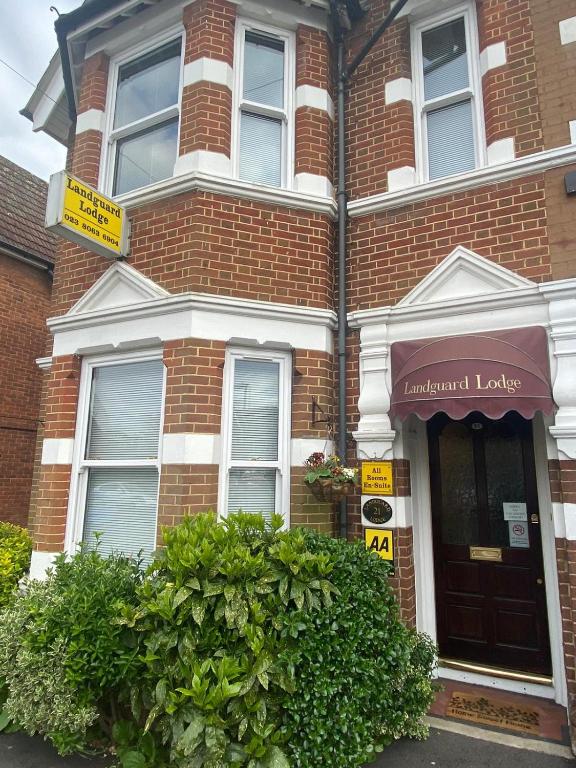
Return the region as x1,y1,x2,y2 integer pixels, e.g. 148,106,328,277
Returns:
107,37,182,196
70,355,165,557
413,6,484,181
221,349,291,524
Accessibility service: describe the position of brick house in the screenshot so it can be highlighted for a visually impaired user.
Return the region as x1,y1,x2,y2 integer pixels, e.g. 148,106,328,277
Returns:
24,0,576,735
0,157,55,528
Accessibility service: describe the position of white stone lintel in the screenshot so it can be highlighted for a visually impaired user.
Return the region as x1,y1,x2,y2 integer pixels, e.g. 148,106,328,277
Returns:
487,137,515,166
76,108,105,135
291,437,334,467
162,433,221,465
41,438,75,465
559,17,576,46
183,57,234,90
29,551,61,581
570,120,576,145
480,41,507,77
174,150,231,178
384,77,413,106
563,503,576,541
387,166,416,192
295,85,334,120
294,172,334,198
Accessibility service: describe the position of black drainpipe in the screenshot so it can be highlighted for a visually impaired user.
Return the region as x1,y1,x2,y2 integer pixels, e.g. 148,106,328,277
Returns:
332,0,410,539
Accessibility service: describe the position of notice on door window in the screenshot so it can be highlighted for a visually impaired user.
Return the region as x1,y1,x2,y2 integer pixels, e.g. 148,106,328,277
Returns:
503,502,527,521
509,521,529,548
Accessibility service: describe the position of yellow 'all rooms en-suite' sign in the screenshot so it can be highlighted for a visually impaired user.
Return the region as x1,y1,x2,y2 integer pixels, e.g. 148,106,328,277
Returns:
361,461,393,496
45,171,130,259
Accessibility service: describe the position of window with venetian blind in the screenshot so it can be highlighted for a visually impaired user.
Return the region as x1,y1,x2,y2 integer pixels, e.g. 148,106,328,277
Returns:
78,357,164,557
235,24,293,188
222,349,291,524
413,7,484,181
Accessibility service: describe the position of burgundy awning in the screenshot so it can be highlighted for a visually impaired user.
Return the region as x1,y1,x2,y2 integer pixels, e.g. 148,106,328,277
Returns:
390,326,554,422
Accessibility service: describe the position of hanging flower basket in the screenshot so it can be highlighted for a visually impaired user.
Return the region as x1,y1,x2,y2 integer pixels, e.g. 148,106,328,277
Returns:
304,452,358,504
307,477,357,503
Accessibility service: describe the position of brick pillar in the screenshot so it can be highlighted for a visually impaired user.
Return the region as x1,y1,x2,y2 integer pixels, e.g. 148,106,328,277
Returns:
476,0,543,161
290,349,337,535
294,25,334,198
72,52,109,186
157,338,225,537
32,355,81,556
177,0,236,175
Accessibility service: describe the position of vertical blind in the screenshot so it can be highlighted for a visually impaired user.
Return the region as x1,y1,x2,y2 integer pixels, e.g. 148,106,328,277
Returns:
82,360,163,558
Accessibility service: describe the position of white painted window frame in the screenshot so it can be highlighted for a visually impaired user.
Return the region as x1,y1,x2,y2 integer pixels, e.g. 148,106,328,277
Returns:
218,346,292,528
100,25,185,197
231,19,295,190
411,2,486,183
64,348,166,554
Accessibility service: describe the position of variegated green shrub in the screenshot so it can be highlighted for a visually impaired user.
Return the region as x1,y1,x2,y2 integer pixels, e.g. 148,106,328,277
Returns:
0,522,32,608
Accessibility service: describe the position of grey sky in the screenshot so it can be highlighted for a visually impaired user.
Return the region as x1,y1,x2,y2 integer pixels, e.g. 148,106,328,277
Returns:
0,1,81,180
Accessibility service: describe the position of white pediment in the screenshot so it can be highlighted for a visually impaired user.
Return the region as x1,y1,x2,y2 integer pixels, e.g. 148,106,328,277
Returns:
398,246,535,307
68,262,170,316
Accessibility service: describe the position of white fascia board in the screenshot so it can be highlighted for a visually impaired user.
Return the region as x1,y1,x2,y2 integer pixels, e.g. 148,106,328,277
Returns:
49,292,337,357
295,85,334,119
291,437,334,467
480,41,507,77
30,65,66,134
41,438,75,465
183,58,234,90
76,108,106,135
559,17,576,46
348,143,576,218
115,169,337,218
162,433,221,464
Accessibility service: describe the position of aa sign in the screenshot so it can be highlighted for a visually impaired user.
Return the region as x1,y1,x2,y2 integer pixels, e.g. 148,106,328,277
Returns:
364,528,394,562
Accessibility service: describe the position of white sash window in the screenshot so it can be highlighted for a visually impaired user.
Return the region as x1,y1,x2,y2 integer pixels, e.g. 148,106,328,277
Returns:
412,5,485,182
220,348,291,524
67,353,165,558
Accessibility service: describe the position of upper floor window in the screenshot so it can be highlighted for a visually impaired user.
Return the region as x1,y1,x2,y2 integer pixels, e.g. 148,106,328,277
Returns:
108,37,182,196
412,7,484,182
234,24,294,188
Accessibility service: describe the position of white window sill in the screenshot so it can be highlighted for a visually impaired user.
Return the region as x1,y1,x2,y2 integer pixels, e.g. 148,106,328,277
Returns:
348,143,576,218
114,170,337,218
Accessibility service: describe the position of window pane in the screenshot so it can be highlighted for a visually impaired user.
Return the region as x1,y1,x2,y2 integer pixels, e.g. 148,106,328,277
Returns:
243,32,284,108
422,17,469,101
228,468,276,522
239,112,282,186
427,99,475,179
113,119,178,195
231,359,279,461
114,40,181,128
86,360,164,461
83,467,158,557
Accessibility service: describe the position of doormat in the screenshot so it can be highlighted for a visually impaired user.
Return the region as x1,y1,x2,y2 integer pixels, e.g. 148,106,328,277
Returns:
445,691,540,735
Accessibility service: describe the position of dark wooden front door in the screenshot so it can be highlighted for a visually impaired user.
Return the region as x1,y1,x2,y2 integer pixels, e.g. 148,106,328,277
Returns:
428,412,551,676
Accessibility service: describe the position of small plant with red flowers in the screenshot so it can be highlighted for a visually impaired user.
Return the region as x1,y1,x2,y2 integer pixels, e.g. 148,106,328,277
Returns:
304,453,358,501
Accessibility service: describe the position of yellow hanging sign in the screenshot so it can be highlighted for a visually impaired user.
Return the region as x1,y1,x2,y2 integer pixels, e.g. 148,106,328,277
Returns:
45,171,130,259
361,461,393,496
364,528,394,561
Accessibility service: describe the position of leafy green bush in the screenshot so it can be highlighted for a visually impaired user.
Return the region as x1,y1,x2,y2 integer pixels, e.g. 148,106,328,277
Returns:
0,545,143,755
0,522,32,608
121,512,337,768
281,530,437,768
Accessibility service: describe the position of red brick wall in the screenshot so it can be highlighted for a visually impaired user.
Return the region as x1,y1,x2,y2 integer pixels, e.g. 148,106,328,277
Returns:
0,253,51,527
73,52,109,187
347,175,550,312
51,192,334,316
477,0,543,157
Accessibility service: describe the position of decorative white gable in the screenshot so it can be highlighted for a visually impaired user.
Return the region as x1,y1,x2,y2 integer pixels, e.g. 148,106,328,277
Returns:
67,262,170,316
397,246,535,307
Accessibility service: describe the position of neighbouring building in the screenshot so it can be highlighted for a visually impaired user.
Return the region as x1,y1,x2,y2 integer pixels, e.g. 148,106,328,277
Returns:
0,157,55,527
23,0,576,740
